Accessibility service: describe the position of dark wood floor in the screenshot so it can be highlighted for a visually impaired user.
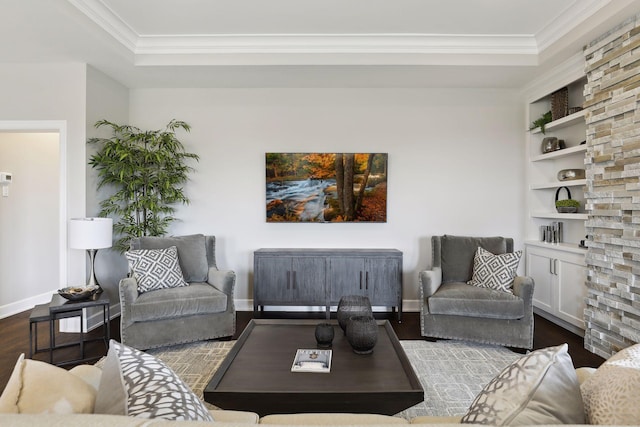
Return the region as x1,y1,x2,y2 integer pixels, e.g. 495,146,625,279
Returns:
0,310,604,393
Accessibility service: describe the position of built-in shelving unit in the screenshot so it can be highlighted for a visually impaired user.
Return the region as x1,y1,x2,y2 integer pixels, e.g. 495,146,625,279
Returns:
524,60,589,333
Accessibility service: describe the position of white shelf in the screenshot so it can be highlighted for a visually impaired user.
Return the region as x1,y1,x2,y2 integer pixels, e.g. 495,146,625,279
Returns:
530,110,586,134
531,144,587,162
525,240,587,255
531,212,588,220
530,179,586,190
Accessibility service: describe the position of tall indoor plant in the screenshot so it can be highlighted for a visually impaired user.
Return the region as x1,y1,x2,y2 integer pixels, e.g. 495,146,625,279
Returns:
88,119,199,252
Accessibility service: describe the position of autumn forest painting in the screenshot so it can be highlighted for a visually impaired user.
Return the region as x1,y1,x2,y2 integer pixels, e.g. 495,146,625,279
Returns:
266,153,388,223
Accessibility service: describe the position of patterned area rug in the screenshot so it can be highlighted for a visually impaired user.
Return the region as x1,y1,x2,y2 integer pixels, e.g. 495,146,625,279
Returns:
147,339,520,419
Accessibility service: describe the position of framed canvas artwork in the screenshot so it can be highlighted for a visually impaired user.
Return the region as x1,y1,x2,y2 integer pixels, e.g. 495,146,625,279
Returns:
265,153,388,223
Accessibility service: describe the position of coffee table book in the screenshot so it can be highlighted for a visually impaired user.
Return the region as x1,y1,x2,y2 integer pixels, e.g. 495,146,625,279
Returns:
291,349,332,373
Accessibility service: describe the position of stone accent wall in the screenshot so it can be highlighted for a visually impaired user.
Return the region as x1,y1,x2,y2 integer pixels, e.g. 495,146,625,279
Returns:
583,15,640,359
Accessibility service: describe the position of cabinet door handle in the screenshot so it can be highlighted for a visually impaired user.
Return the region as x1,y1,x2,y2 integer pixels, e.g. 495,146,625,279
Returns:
286,271,290,289
553,259,558,276
365,271,369,290
549,259,553,275
359,271,363,290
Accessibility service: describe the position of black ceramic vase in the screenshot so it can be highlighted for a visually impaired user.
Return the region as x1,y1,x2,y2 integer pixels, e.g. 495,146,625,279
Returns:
315,323,335,348
346,315,378,354
337,295,373,334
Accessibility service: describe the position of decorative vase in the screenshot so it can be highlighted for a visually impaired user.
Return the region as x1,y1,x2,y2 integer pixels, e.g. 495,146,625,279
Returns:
346,315,378,354
315,323,334,348
337,295,373,334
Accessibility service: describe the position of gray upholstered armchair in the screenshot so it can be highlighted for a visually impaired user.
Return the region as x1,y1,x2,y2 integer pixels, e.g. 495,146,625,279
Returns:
419,235,534,349
119,234,235,350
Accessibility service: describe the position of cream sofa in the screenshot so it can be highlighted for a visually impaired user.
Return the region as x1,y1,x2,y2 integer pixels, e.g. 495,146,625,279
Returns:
1,342,638,426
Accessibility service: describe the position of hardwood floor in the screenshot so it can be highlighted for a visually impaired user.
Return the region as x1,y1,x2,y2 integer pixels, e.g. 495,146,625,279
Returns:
0,310,605,393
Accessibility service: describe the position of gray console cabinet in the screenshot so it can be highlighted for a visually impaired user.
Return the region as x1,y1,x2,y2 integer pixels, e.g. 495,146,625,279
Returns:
254,248,403,320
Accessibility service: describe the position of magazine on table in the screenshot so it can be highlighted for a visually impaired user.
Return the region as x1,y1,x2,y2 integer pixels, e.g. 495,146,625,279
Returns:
291,349,332,373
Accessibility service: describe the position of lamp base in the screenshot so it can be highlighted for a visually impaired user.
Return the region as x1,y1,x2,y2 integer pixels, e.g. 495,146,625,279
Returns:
86,249,104,293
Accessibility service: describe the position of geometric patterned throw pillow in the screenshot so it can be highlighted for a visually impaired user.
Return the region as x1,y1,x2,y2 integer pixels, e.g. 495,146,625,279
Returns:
467,247,522,294
461,344,585,425
94,340,213,421
125,246,188,293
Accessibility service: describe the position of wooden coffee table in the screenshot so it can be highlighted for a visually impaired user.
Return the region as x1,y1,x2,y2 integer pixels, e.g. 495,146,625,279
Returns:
204,319,423,416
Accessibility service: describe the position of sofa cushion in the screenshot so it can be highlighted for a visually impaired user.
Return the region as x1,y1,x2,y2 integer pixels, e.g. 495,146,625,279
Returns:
440,235,509,283
125,246,189,293
0,354,96,414
460,344,584,425
135,234,208,282
580,343,640,425
129,283,228,322
467,247,522,294
428,282,524,319
94,340,213,422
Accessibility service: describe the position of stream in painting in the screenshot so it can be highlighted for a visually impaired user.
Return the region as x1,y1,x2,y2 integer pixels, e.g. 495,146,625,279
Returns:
266,178,336,221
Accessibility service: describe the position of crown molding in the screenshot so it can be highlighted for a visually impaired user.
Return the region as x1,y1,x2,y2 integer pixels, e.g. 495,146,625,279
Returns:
67,0,138,51
68,0,541,66
535,0,611,53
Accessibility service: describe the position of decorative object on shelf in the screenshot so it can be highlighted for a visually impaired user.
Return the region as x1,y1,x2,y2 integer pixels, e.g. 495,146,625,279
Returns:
568,106,583,115
551,87,569,121
345,315,378,354
314,323,335,348
541,137,566,154
557,168,585,181
68,217,113,292
337,295,373,334
57,285,100,301
555,187,579,213
540,222,563,243
530,111,552,134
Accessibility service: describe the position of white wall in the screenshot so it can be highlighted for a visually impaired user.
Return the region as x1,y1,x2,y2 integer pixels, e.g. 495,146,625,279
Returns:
0,63,87,316
0,133,59,312
129,88,526,309
85,65,130,315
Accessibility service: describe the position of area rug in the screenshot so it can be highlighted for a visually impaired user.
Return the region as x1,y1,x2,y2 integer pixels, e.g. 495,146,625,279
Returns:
147,339,521,419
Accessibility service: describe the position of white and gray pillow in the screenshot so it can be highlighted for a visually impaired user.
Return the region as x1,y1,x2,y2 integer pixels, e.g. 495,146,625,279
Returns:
94,340,213,421
467,246,522,293
125,246,188,293
581,343,640,424
461,343,584,425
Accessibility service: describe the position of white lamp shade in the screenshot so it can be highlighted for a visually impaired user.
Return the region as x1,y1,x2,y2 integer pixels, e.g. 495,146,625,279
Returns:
69,217,113,249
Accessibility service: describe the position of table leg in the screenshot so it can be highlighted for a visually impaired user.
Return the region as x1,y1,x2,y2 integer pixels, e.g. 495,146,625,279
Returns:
49,316,55,364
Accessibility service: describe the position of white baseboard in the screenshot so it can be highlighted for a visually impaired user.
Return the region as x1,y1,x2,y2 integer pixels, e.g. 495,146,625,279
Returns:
0,290,57,319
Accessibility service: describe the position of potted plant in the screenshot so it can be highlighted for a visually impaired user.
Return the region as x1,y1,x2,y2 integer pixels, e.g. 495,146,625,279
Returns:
530,111,552,134
88,119,199,252
555,199,580,213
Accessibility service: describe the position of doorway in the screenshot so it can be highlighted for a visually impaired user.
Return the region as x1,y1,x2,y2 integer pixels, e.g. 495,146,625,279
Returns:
0,121,66,318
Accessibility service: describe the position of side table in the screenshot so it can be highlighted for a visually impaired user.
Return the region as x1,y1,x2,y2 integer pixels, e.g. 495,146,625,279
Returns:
40,292,111,366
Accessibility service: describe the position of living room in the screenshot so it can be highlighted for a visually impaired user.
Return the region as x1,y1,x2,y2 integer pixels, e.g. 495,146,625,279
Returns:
1,1,640,425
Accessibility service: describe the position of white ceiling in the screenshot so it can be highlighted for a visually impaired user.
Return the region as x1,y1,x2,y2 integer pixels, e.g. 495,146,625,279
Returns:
2,0,640,88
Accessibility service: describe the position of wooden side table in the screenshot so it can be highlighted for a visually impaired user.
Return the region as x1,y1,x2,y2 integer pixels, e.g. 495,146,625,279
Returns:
29,292,111,366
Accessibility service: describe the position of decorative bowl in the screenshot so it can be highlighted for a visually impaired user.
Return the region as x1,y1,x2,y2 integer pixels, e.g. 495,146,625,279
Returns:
58,285,99,301
557,169,585,181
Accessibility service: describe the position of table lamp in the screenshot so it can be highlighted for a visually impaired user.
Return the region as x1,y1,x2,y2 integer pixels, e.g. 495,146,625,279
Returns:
69,217,113,292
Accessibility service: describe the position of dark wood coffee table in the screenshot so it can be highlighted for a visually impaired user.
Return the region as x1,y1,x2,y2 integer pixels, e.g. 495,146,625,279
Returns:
204,319,423,416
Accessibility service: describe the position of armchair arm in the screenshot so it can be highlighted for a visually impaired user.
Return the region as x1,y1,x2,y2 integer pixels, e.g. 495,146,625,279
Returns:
119,277,139,328
207,267,236,297
419,267,442,298
513,275,534,302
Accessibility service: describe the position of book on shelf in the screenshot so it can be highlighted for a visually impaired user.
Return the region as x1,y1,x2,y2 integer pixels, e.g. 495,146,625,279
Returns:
291,349,332,373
